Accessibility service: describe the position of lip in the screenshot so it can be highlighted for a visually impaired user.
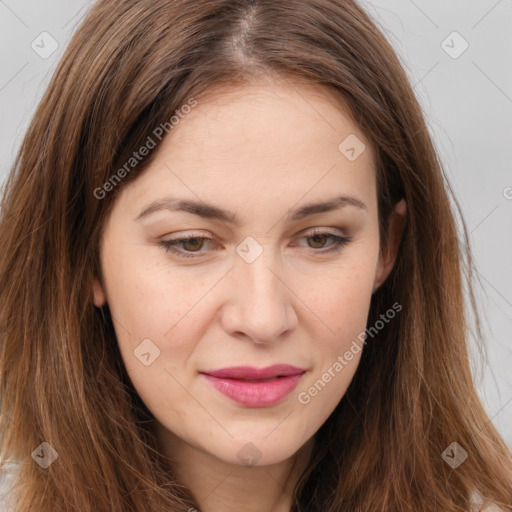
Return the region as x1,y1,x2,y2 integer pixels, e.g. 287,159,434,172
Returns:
200,365,306,407
202,364,305,380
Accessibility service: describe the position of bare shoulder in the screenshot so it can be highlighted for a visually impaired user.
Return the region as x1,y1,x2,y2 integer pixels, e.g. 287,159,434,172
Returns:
470,491,512,512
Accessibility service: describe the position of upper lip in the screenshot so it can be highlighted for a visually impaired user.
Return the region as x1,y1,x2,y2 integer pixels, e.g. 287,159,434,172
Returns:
200,364,305,380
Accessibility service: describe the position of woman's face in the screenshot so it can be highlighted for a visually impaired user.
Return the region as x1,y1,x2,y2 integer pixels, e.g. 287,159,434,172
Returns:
93,79,402,467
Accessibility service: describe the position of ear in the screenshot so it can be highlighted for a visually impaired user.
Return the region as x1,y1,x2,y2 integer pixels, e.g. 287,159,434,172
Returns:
372,199,407,293
92,277,107,307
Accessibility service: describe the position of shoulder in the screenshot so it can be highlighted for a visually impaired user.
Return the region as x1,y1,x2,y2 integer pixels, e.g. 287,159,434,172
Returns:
0,462,19,512
470,491,511,512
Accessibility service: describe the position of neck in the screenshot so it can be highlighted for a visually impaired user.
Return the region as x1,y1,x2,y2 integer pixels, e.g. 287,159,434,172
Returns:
156,424,315,512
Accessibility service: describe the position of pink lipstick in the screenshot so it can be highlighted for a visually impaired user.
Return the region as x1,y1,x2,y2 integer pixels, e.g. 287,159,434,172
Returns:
200,364,305,407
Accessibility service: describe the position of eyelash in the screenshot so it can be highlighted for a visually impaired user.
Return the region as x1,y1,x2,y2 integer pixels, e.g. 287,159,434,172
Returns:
158,229,351,259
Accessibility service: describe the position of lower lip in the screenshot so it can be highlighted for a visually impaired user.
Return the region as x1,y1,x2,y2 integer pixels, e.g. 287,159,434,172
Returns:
201,373,304,407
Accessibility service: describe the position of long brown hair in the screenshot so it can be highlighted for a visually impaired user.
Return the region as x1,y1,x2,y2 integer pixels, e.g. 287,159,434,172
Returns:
1,1,511,510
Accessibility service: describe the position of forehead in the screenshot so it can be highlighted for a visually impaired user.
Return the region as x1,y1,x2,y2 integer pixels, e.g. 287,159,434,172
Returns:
177,78,367,147
115,78,377,220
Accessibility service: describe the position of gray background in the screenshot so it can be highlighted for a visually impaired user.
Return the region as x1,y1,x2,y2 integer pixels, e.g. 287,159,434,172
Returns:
0,0,511,451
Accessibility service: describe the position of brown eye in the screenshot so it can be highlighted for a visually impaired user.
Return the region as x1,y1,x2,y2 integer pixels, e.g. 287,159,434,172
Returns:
298,230,351,254
159,235,216,258
307,233,330,249
180,237,206,252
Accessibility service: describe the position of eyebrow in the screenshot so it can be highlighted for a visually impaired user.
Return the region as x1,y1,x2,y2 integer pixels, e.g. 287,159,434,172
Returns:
135,194,367,225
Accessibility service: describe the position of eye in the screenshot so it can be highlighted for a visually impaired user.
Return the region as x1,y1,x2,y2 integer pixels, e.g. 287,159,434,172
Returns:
159,234,216,258
158,229,352,259
296,228,351,253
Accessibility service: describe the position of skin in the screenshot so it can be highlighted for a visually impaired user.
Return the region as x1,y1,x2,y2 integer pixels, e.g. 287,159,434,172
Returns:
93,77,406,512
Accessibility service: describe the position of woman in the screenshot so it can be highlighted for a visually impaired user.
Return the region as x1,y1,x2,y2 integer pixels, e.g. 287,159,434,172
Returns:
1,0,511,511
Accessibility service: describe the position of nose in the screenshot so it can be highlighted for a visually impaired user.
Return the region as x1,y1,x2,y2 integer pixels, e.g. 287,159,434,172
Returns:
219,247,298,345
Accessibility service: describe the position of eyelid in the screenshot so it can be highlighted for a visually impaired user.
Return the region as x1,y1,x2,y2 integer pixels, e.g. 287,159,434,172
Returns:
301,226,347,237
160,226,348,244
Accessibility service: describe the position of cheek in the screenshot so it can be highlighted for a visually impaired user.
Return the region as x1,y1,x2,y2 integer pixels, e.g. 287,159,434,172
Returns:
102,244,199,337
305,259,376,341
312,283,369,380
105,259,202,426
297,258,374,403
297,347,362,435
99,248,203,396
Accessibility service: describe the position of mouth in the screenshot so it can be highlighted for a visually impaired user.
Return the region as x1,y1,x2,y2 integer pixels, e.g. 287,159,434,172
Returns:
200,364,306,380
199,365,306,407
225,376,287,382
